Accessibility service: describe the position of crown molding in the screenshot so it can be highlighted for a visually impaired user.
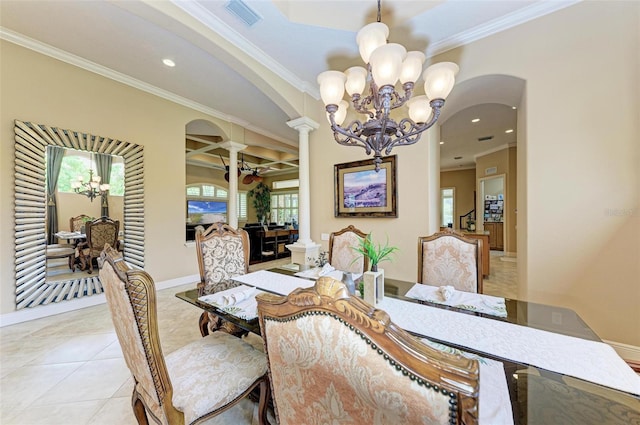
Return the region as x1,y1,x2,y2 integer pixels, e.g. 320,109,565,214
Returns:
427,0,582,57
0,27,296,146
172,0,321,100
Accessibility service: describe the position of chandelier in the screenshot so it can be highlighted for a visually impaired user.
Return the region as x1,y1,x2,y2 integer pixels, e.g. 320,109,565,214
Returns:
317,0,459,171
70,168,109,202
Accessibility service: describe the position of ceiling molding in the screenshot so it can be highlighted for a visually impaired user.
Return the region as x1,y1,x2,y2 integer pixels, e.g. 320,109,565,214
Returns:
0,27,297,146
427,0,581,57
172,0,321,100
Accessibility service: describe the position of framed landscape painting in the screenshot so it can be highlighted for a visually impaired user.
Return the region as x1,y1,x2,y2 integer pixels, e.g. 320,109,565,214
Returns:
334,155,397,217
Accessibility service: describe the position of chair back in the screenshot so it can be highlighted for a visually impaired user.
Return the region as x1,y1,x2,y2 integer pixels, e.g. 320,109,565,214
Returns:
257,277,479,425
328,225,369,274
85,217,120,255
70,214,91,232
418,229,483,293
195,222,249,296
99,245,181,424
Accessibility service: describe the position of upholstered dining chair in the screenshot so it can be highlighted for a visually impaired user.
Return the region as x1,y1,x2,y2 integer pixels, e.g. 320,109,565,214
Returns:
99,245,270,425
328,225,369,274
418,229,484,293
257,276,479,425
195,222,250,336
78,217,119,274
69,214,91,232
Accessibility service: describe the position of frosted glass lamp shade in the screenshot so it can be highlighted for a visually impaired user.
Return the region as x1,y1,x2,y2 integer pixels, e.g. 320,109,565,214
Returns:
369,43,407,87
317,70,347,106
423,62,459,100
345,67,368,96
328,100,349,126
407,95,432,123
399,51,426,84
99,184,110,191
356,22,389,64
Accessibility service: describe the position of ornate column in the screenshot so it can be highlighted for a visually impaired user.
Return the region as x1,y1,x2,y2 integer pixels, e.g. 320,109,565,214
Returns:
221,141,247,229
285,116,321,265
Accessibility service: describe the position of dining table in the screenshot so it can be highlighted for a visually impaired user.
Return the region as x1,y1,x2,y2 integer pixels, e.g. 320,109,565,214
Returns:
176,264,640,425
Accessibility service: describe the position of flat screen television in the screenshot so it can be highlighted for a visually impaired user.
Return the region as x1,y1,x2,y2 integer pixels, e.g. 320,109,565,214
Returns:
187,200,227,224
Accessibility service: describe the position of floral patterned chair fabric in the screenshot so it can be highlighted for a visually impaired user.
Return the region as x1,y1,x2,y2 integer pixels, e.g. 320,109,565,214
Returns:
78,217,119,274
418,230,483,293
69,214,92,232
98,245,269,425
328,225,369,274
257,277,480,425
196,222,250,336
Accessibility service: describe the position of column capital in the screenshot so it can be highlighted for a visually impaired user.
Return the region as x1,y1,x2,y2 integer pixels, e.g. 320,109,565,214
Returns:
287,117,319,133
220,141,247,152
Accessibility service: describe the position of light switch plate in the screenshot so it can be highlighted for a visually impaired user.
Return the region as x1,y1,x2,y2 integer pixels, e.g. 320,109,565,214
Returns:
321,233,329,241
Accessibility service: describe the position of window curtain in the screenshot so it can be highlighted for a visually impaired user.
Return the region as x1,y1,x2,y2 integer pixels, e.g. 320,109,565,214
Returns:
95,153,112,217
46,146,65,244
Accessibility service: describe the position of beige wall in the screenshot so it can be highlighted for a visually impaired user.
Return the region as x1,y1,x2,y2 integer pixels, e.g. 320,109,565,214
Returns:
309,1,639,346
440,169,476,230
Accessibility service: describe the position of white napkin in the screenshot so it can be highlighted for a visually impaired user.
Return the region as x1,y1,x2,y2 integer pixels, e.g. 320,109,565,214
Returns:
199,285,256,306
318,263,335,276
438,285,455,301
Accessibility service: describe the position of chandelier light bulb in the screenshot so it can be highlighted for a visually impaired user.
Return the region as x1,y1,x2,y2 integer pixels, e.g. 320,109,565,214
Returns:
369,43,407,87
356,22,389,64
318,70,347,106
345,66,368,96
328,100,349,126
423,62,459,100
399,51,426,84
407,95,432,123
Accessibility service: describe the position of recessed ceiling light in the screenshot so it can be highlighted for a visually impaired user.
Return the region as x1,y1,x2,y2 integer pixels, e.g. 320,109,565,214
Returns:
512,106,517,110
471,118,480,123
162,58,175,67
505,129,514,133
439,141,444,145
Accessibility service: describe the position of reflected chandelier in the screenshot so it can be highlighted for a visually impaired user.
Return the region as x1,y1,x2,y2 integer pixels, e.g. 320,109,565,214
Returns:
71,168,109,202
317,0,459,171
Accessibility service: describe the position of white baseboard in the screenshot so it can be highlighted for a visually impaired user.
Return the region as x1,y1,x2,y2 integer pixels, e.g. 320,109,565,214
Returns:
0,274,199,328
605,340,640,362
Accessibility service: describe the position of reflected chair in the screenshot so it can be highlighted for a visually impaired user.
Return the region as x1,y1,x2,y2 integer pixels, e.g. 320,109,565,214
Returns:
257,276,479,425
69,214,91,232
328,225,369,274
78,217,119,274
45,244,76,272
98,245,269,425
418,229,483,293
195,222,250,336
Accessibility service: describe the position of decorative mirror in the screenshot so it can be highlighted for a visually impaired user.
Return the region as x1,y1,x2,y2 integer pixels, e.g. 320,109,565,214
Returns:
14,120,144,309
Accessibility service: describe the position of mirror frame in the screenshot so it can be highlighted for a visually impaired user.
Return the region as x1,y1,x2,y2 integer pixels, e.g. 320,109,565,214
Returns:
13,120,144,309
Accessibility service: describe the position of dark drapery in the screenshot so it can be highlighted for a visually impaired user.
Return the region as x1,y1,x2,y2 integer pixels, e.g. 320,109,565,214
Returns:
46,146,65,244
95,153,112,217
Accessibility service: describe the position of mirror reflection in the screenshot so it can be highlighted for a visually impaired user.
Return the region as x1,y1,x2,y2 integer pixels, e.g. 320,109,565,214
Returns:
45,147,124,283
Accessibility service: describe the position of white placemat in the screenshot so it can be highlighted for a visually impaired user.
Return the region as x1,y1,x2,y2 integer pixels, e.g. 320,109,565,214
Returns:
234,270,315,295
421,340,513,425
379,297,640,395
405,283,507,317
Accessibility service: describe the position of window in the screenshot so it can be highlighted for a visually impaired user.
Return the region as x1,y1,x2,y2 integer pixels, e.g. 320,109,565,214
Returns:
56,149,125,196
441,188,455,228
271,192,298,225
185,183,247,221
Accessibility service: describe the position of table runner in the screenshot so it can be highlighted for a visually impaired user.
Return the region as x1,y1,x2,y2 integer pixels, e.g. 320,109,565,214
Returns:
405,283,507,317
235,270,640,395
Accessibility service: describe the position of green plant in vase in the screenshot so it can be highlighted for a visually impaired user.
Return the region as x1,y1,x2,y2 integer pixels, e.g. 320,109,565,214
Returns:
247,182,271,224
352,233,398,297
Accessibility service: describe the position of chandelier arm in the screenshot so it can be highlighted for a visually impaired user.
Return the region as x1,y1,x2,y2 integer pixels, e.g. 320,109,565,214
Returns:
389,82,414,110
327,111,372,154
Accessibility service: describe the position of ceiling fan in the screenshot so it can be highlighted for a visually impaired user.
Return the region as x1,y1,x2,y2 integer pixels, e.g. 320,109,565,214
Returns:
240,154,271,184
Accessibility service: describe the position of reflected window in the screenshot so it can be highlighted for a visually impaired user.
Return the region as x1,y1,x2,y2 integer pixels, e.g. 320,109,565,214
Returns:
56,150,124,196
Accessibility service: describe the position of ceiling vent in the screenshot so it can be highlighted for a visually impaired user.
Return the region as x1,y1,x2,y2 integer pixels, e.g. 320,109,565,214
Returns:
478,135,494,142
225,0,262,27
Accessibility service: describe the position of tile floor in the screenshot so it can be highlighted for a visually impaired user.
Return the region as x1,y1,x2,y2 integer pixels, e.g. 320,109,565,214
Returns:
1,253,517,424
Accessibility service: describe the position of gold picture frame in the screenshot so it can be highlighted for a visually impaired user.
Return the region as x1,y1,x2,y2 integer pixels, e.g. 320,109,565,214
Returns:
334,155,397,218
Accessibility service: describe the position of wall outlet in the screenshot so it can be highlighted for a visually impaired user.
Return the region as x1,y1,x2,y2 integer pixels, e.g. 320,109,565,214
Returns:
321,233,329,241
